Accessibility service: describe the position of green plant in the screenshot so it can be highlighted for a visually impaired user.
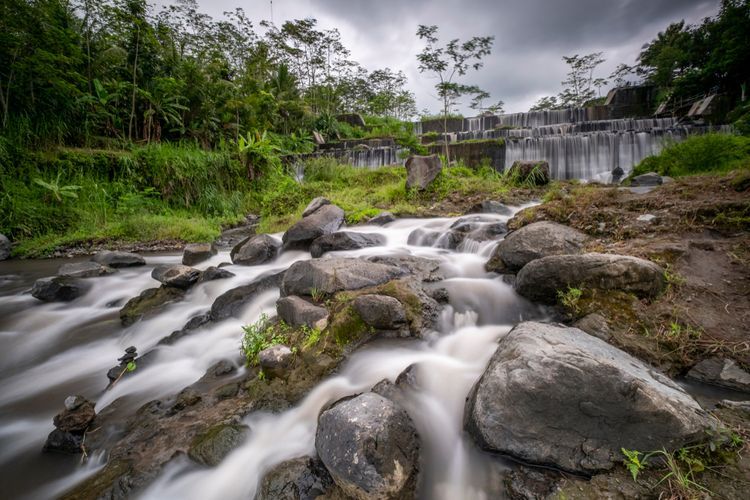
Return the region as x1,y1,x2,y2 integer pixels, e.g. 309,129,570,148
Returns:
310,287,326,303
237,130,282,180
557,286,584,314
240,313,289,366
33,173,82,203
126,361,137,372
302,325,322,349
622,448,647,481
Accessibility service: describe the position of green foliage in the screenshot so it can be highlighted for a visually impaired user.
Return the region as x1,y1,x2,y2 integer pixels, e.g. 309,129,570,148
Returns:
126,361,137,372
622,448,646,481
557,286,584,314
33,173,82,203
240,313,290,366
632,134,750,177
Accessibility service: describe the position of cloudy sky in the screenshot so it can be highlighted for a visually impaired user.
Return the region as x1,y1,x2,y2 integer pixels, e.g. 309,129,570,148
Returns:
157,0,721,115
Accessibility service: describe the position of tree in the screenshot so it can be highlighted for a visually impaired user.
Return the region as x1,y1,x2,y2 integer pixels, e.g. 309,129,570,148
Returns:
469,90,504,114
529,95,561,111
416,24,494,163
557,52,606,107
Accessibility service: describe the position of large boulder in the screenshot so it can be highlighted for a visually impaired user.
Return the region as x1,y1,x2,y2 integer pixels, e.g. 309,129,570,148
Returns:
686,358,750,392
58,261,117,278
283,204,345,250
119,286,186,326
353,294,407,331
91,250,145,268
316,392,419,499
231,234,281,265
310,231,385,258
516,253,666,304
257,456,339,500
508,160,550,185
0,233,10,260
465,322,712,475
302,197,331,218
187,424,247,467
486,221,588,273
197,266,235,283
151,264,202,289
182,243,217,266
405,155,441,190
31,277,90,302
630,172,663,187
210,272,283,321
281,258,405,297
276,296,329,329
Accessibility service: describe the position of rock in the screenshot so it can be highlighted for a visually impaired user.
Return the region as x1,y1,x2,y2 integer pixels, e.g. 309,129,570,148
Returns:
198,266,235,282
573,313,612,341
368,211,396,225
257,456,339,500
31,277,90,302
206,359,237,378
182,243,217,266
158,313,211,345
316,392,419,499
43,429,83,454
53,398,96,432
231,234,281,266
0,233,10,260
119,286,186,326
630,172,663,187
515,253,666,304
449,216,507,243
611,166,625,184
637,213,658,223
336,113,366,128
172,388,202,412
215,224,257,249
302,197,331,218
188,424,247,467
58,261,117,278
210,272,283,321
465,322,711,475
258,345,294,378
486,221,589,273
686,358,750,392
151,264,201,289
508,160,550,185
367,255,444,282
276,296,329,329
283,204,345,250
473,200,513,215
407,228,461,249
504,467,559,500
717,400,750,416
281,258,405,297
405,154,442,190
353,294,407,330
309,231,385,258
92,251,145,268
214,382,239,400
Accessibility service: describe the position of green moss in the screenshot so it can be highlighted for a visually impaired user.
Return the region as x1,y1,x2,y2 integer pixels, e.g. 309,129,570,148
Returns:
59,459,133,500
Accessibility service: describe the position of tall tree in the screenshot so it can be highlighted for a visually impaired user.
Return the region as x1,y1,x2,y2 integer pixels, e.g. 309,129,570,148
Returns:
557,52,606,107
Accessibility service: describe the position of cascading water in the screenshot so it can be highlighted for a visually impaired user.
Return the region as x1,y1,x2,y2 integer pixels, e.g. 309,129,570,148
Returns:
0,210,546,499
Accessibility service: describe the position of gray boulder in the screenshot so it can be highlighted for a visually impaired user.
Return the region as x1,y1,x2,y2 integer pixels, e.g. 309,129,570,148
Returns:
91,250,145,268
516,253,666,304
258,345,294,379
368,211,396,225
182,243,217,266
281,258,405,297
486,221,588,273
302,197,331,217
686,358,750,392
0,233,11,260
465,322,711,474
198,266,235,283
353,294,407,330
276,296,329,329
257,456,339,500
630,172,663,187
405,155,441,190
283,204,345,250
310,231,385,258
188,424,247,467
474,200,513,215
31,277,90,302
316,392,419,499
120,286,186,326
58,261,117,278
507,160,550,185
210,272,283,321
231,234,281,266
151,264,202,289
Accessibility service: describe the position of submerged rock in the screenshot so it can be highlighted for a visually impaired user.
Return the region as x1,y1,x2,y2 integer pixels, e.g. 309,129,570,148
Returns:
231,234,281,266
31,276,90,302
276,296,329,329
405,154,441,190
686,358,750,392
281,258,405,297
119,286,186,326
473,200,513,215
515,253,666,304
188,424,248,467
302,197,331,217
465,322,711,474
92,250,145,268
486,221,589,273
58,261,117,278
316,392,419,499
257,456,339,500
182,243,217,266
283,204,345,250
309,231,385,258
151,264,202,289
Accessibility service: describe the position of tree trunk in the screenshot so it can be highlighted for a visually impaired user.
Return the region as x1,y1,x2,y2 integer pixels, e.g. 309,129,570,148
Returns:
443,98,450,165
129,26,140,142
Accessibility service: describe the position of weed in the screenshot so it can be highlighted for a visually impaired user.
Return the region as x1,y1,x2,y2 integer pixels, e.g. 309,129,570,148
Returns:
240,313,289,366
622,448,647,481
557,286,584,314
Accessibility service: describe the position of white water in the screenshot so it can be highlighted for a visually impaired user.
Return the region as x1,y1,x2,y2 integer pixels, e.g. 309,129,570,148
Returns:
0,209,546,499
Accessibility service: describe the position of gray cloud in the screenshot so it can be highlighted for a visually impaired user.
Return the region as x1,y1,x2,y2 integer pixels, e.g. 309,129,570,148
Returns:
156,0,721,114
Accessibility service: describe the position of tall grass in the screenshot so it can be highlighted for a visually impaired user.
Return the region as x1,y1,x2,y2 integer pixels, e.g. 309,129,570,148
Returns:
633,133,750,177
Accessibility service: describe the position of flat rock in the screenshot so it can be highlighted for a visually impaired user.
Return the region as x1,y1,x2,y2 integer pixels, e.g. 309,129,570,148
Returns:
515,253,666,304
58,261,117,278
231,234,281,266
368,211,396,225
353,294,407,330
188,424,247,467
151,264,202,289
686,358,750,392
182,243,217,266
257,456,339,500
31,277,90,302
486,221,589,273
281,258,405,297
283,204,345,250
310,231,385,258
316,392,419,500
630,172,663,187
405,154,441,190
276,296,329,329
465,322,712,474
92,251,145,268
302,197,331,217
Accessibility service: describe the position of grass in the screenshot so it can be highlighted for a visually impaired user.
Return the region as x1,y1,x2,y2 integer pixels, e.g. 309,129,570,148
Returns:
240,313,290,366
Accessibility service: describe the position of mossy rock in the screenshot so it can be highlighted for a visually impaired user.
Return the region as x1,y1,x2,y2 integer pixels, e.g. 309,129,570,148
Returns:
187,423,248,467
59,459,134,500
120,286,186,326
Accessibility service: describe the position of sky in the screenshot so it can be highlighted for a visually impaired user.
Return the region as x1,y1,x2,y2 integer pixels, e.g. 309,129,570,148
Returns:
155,0,722,115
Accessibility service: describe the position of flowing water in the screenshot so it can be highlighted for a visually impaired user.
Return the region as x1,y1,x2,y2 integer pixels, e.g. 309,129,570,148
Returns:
0,210,548,499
